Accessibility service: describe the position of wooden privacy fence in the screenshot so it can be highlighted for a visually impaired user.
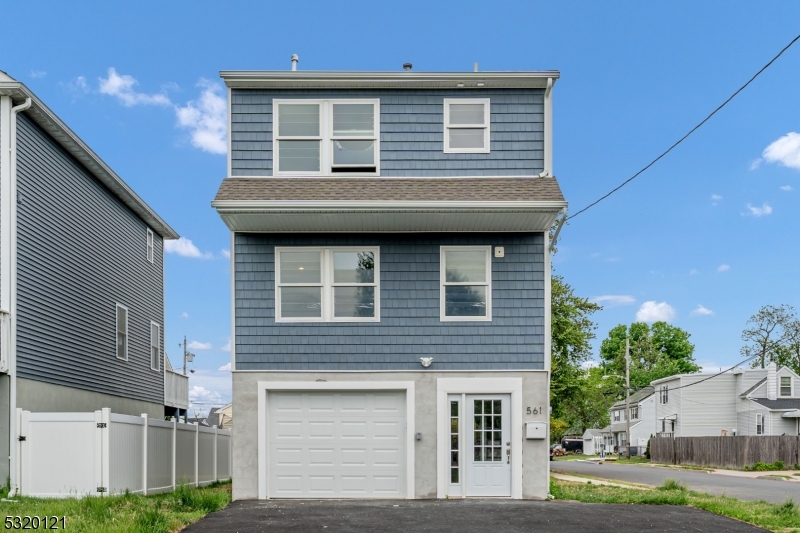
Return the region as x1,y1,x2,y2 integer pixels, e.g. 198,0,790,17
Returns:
651,435,800,469
17,408,232,498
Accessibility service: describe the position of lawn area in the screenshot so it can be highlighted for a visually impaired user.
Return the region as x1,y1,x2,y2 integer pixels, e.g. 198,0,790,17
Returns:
0,482,230,533
552,477,800,532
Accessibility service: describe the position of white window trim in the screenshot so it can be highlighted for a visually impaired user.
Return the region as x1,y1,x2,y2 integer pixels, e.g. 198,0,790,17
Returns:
116,303,128,361
275,246,380,323
150,321,161,371
780,375,793,397
630,406,638,420
273,99,381,177
443,98,491,154
256,381,415,500
756,413,764,435
440,246,492,322
146,228,154,263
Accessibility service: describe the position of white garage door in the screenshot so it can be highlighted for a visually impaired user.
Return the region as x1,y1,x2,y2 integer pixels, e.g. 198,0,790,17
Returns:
267,390,407,498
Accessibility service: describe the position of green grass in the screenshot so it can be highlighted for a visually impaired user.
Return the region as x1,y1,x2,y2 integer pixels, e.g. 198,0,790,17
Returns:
551,477,800,532
0,481,230,533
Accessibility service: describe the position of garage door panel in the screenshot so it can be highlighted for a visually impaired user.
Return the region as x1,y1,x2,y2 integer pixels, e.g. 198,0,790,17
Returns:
268,391,406,498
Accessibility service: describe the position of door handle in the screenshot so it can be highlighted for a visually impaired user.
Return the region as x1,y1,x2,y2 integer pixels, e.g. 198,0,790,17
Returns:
506,441,511,464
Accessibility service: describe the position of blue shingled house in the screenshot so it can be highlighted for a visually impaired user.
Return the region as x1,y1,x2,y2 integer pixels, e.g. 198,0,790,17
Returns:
212,62,567,500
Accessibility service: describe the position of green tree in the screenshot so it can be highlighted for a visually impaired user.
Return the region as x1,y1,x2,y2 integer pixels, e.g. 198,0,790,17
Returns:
550,275,601,426
741,304,796,368
559,366,613,434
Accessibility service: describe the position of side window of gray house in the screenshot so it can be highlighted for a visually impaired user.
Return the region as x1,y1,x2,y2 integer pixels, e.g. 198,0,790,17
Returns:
146,228,154,263
275,247,379,322
116,304,128,360
440,246,492,321
780,376,792,397
150,322,161,371
443,99,490,153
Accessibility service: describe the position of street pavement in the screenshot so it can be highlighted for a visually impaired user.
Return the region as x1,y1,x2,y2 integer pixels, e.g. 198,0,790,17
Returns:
553,460,800,504
183,499,764,532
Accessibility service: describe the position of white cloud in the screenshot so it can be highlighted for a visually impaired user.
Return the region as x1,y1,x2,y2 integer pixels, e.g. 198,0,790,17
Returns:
175,79,227,154
717,264,730,272
711,194,722,206
221,249,230,259
221,338,231,352
749,159,762,171
590,295,636,307
164,237,212,259
98,67,171,107
745,202,773,217
762,132,800,170
218,362,231,372
188,340,212,350
690,304,714,317
187,369,232,417
63,76,89,94
780,185,793,191
635,301,676,323
689,268,699,275
30,70,46,79
180,312,189,319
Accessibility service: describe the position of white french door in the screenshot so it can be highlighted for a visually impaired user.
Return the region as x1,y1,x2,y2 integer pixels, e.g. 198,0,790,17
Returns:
446,394,512,497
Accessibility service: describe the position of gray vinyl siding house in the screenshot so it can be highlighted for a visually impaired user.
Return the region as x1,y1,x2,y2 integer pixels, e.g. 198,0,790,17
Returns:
0,71,180,488
214,68,565,501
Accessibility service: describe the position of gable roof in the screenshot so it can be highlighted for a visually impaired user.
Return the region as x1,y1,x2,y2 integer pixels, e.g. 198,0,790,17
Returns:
740,377,767,398
583,429,603,438
610,388,655,409
0,72,178,239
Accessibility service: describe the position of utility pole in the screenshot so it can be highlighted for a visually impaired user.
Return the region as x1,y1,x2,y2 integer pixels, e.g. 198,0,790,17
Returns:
625,336,631,459
179,336,195,376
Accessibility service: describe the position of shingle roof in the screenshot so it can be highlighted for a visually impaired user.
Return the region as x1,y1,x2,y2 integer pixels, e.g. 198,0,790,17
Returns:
584,429,603,438
213,177,565,203
740,377,767,398
750,398,800,410
610,389,655,409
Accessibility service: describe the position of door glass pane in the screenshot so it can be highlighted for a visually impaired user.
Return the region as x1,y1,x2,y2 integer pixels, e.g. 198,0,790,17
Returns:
280,287,322,318
493,431,501,444
279,104,320,136
493,400,501,414
451,468,459,483
484,431,492,446
474,416,483,430
450,418,458,434
474,431,482,445
280,252,321,283
451,435,458,450
333,140,375,166
474,447,482,461
278,140,320,172
484,416,492,430
450,401,459,418
333,287,375,318
474,400,482,414
494,416,502,430
444,286,487,317
445,250,487,283
484,400,493,414
333,252,375,283
449,103,485,125
449,128,485,149
333,103,374,136
451,451,459,467
493,447,502,461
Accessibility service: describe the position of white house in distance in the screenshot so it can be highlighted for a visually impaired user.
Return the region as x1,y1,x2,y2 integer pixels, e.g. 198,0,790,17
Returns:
654,362,800,437
600,388,657,454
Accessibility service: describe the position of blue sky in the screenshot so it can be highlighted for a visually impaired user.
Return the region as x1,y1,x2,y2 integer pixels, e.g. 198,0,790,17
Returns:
2,2,799,414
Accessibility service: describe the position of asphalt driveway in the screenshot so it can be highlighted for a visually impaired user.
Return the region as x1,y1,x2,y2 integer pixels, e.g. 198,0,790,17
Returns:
183,499,764,532
553,460,800,504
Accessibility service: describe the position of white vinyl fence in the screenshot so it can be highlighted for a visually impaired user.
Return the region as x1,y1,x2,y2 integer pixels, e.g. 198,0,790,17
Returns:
17,408,231,498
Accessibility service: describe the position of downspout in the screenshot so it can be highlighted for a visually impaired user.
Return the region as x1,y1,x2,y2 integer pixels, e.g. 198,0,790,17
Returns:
549,208,567,252
6,97,31,497
543,77,553,177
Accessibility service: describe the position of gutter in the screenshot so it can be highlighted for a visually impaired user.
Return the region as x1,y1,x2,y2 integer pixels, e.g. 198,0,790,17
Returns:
211,199,568,212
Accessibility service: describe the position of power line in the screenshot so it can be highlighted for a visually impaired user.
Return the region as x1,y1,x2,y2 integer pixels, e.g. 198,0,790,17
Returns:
567,32,800,222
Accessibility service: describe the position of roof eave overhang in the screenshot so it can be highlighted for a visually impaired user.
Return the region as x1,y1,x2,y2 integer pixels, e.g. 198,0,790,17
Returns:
220,71,560,90
0,82,179,239
211,200,567,233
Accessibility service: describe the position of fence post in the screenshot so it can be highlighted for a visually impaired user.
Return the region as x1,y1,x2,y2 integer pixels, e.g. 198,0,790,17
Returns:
141,413,148,496
213,425,218,482
101,408,111,496
172,417,177,491
194,422,199,487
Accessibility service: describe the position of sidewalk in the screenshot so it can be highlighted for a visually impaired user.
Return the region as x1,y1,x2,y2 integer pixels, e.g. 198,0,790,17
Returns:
550,473,649,490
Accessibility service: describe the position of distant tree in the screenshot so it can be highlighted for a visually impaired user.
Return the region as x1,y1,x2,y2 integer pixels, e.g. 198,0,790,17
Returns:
741,305,796,368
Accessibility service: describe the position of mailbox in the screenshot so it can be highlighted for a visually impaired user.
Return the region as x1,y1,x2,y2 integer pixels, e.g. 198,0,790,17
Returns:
525,422,546,440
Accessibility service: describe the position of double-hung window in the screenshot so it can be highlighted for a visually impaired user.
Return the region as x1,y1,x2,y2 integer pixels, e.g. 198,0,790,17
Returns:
781,376,792,397
630,406,639,420
274,99,380,175
116,304,128,361
613,410,620,422
276,247,379,322
150,322,161,371
443,98,490,153
660,385,669,404
756,413,764,435
440,246,491,321
146,229,154,263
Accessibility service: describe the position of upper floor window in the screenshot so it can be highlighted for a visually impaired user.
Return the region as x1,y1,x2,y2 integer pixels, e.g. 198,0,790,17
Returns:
630,406,638,420
116,304,128,361
613,410,620,422
150,322,161,371
146,229,154,263
660,386,669,404
443,98,490,154
781,376,792,397
275,247,379,322
440,246,491,322
273,99,380,176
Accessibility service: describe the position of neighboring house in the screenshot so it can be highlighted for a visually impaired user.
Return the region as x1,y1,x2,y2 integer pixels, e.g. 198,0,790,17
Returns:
653,362,800,437
0,71,183,489
600,388,656,454
582,428,603,455
208,403,232,430
212,64,565,500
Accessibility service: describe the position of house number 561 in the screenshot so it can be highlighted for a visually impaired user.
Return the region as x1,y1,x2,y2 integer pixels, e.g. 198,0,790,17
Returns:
527,407,541,415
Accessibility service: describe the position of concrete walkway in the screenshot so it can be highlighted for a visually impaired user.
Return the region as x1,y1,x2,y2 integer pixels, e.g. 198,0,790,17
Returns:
183,499,765,532
551,473,648,489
